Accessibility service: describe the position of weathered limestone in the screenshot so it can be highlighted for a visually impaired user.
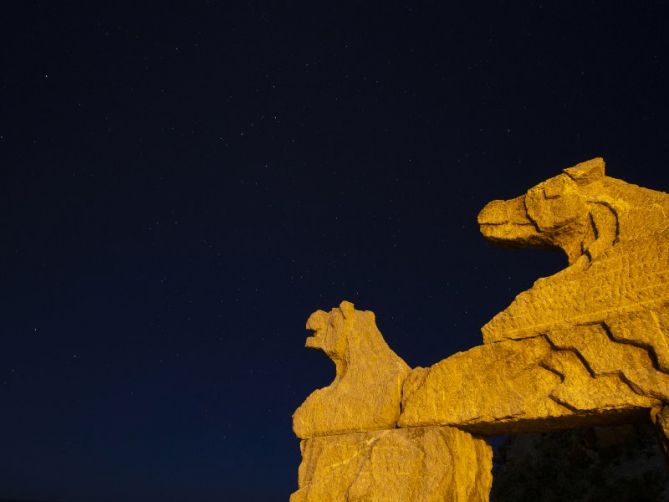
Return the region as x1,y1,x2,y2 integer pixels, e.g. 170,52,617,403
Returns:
292,158,669,498
291,426,492,502
292,301,410,438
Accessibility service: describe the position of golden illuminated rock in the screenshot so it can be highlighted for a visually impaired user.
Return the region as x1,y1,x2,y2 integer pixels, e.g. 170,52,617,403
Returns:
291,158,669,498
291,302,492,500
398,336,659,434
292,301,410,439
478,157,669,344
478,157,669,270
290,426,492,502
401,158,669,435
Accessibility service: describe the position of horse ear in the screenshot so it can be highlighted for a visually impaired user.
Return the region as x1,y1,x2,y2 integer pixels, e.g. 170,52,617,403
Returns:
339,300,355,319
563,157,605,185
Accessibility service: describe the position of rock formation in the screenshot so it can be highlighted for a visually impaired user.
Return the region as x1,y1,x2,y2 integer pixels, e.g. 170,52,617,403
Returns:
292,426,492,502
400,158,669,444
291,301,492,501
292,301,410,439
291,158,669,500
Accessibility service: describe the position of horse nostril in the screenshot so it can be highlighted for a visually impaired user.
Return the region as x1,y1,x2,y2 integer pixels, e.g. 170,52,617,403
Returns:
478,199,509,225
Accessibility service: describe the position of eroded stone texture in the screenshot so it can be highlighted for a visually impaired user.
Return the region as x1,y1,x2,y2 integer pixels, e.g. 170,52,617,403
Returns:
400,158,669,434
398,336,658,434
478,157,669,272
480,237,669,347
292,301,410,439
292,158,669,498
290,426,492,502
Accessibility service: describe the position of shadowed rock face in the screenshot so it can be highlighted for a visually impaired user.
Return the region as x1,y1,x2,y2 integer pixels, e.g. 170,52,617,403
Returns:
292,159,669,500
491,424,669,501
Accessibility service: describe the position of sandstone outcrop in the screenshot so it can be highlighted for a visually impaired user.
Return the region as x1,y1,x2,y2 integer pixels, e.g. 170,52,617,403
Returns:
291,158,669,499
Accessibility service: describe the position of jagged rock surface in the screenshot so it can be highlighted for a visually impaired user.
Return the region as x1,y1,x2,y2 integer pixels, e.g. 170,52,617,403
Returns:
291,426,492,502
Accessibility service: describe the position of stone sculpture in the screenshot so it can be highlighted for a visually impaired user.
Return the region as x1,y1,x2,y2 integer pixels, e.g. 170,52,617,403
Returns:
291,301,492,502
292,301,410,439
291,158,669,501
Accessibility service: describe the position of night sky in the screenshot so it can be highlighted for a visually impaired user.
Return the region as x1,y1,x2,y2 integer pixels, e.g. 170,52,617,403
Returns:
2,2,669,501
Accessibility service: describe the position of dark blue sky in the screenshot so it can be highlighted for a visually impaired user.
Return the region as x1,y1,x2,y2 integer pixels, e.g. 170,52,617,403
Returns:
2,2,669,501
